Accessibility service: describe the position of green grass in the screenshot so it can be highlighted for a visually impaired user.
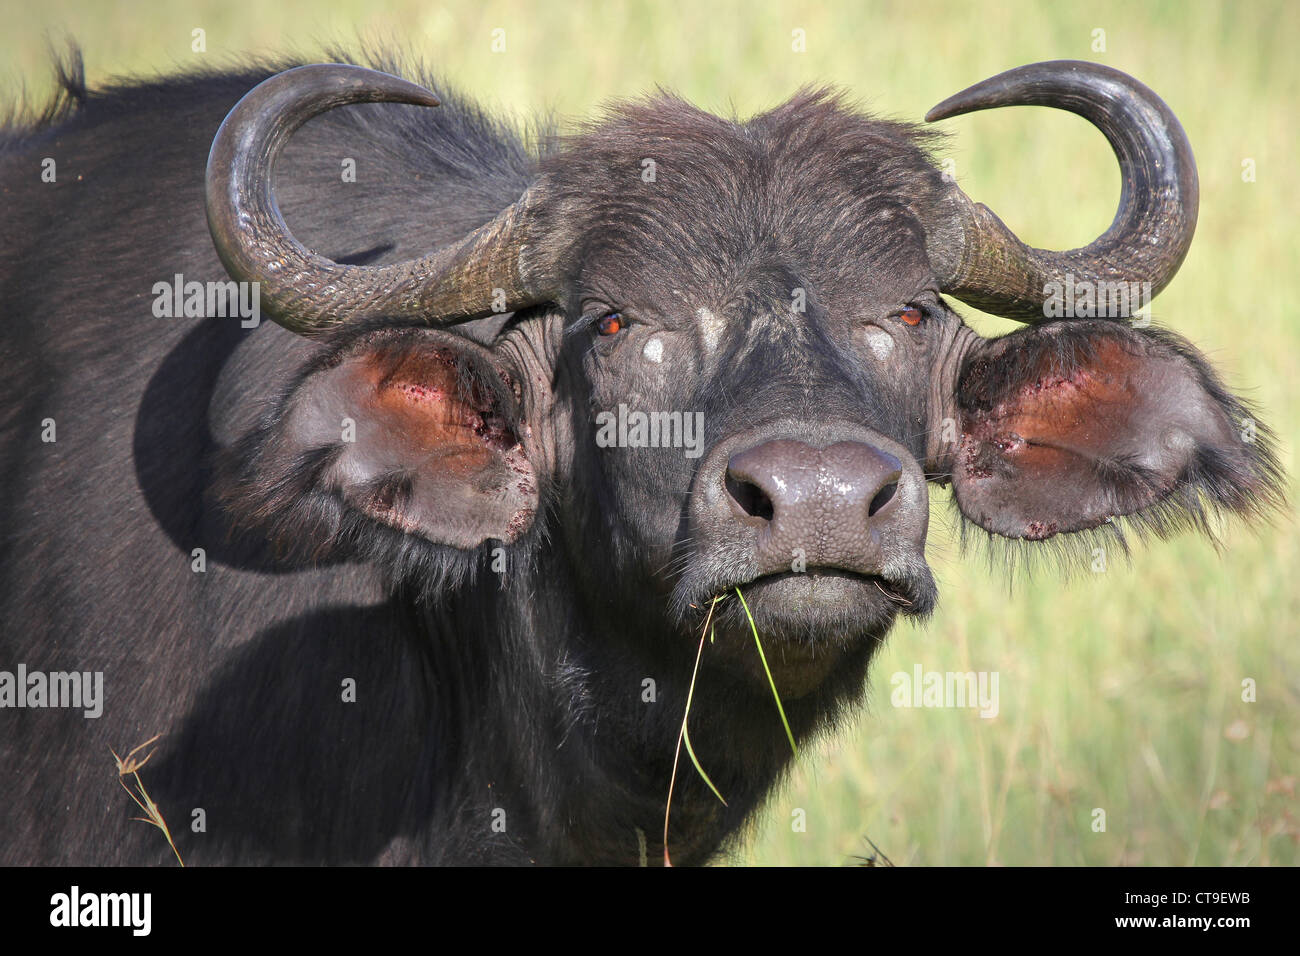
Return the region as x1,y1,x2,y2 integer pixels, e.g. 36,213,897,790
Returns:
3,0,1295,865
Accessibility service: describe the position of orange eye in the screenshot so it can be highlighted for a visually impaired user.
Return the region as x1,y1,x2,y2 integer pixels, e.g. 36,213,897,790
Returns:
597,312,623,335
900,306,923,326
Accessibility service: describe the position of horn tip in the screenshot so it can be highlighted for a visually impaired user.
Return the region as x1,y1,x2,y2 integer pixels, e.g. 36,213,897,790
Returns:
925,98,966,124
368,70,441,109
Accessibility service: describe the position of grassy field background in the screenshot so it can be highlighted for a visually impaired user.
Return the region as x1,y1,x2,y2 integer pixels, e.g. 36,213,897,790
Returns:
2,0,1295,865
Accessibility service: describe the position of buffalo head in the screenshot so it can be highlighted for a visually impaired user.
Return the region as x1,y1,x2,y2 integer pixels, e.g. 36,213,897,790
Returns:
207,60,1281,704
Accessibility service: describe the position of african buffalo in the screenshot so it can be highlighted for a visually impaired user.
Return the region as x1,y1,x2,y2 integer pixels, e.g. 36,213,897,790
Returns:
0,52,1281,865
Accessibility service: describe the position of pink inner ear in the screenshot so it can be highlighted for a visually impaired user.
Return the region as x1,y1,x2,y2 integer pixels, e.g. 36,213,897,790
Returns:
300,339,539,544
961,338,1145,484
254,330,541,548
950,332,1200,541
961,338,1144,486
359,345,519,476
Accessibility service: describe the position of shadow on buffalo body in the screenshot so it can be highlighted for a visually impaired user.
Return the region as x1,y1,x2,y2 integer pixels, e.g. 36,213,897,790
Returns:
142,601,519,865
133,316,329,574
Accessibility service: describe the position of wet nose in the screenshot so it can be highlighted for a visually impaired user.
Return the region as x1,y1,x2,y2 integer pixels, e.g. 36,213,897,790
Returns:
724,439,905,575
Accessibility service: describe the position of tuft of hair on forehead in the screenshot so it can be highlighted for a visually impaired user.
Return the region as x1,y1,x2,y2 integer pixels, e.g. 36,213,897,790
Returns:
551,85,945,172
540,87,950,287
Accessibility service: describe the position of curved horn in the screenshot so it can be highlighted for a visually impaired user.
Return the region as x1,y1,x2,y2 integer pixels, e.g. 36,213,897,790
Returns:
206,64,556,335
922,60,1198,321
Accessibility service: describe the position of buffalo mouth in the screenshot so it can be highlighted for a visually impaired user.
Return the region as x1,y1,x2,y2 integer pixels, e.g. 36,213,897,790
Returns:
677,563,934,624
672,563,936,677
671,567,932,698
735,566,934,629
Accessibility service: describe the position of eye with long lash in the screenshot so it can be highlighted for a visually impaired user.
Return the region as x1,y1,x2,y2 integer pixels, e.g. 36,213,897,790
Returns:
596,311,624,336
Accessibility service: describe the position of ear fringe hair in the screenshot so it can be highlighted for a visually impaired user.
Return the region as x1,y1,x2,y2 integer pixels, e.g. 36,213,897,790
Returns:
218,434,557,603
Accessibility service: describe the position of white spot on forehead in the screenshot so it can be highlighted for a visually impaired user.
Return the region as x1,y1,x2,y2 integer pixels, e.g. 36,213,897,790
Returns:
697,307,724,353
864,327,895,360
642,335,664,364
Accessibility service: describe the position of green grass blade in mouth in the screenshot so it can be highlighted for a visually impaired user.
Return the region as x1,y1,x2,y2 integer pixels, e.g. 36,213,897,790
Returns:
683,719,727,806
663,599,725,865
735,587,798,757
679,617,727,807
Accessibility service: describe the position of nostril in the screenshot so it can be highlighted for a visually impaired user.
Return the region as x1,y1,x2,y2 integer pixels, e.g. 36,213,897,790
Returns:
868,481,898,518
726,472,775,521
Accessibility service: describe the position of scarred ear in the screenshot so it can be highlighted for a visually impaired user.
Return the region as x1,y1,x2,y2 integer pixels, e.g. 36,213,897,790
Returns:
225,326,540,553
946,322,1282,541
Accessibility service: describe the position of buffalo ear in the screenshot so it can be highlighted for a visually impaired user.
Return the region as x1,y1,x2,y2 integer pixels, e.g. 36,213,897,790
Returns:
946,322,1282,541
229,326,539,552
